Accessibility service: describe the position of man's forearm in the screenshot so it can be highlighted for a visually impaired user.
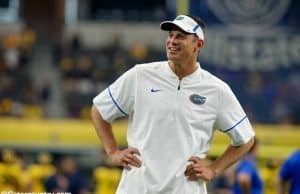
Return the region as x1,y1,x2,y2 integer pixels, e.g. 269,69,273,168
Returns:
241,182,251,194
238,173,251,194
210,137,254,177
91,105,118,155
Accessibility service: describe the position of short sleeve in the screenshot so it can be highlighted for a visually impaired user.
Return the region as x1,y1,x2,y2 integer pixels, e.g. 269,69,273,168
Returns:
93,67,136,122
215,84,255,146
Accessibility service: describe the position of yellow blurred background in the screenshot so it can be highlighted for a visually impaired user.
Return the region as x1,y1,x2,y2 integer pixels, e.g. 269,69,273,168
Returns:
1,118,299,159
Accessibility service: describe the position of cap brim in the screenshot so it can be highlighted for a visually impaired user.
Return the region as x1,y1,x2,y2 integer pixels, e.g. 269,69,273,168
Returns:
160,21,176,31
160,21,195,34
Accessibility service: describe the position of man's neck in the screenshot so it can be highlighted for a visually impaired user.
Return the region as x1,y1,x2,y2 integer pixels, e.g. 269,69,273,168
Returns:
169,61,198,80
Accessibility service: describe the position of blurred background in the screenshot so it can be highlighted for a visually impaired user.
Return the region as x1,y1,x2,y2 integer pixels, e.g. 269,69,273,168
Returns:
0,0,299,193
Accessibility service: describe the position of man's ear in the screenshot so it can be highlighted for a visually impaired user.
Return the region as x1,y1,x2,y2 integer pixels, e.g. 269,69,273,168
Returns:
197,40,204,48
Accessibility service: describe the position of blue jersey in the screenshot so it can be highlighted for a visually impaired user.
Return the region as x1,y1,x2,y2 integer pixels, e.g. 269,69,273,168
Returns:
233,157,263,194
279,150,300,194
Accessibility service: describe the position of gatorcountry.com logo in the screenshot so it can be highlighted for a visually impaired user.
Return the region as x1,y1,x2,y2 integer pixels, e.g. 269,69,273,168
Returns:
207,0,290,26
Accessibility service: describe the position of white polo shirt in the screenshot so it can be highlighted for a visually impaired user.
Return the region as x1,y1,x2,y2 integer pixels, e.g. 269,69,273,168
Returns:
93,61,255,194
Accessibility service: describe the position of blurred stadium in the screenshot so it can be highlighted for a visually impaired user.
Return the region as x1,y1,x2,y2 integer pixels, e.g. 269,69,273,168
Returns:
0,0,299,193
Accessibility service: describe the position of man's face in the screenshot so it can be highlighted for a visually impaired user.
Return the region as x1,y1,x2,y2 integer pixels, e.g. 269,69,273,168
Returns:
165,27,200,64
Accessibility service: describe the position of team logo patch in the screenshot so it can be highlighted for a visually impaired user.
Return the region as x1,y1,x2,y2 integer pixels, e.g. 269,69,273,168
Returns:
175,16,184,20
190,94,206,105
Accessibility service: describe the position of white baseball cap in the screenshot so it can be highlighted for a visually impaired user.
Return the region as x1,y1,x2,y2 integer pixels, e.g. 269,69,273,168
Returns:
160,15,204,40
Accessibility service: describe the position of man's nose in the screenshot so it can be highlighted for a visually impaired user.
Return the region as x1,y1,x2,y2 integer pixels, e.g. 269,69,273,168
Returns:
168,37,178,44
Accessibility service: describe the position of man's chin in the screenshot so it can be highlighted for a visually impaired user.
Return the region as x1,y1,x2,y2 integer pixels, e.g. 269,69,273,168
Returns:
167,55,180,61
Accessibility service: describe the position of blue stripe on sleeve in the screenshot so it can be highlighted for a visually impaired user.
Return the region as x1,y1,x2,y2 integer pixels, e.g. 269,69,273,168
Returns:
108,87,128,116
223,116,247,133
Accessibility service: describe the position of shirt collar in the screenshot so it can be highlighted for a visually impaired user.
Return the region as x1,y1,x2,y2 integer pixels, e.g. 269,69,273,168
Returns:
164,61,202,81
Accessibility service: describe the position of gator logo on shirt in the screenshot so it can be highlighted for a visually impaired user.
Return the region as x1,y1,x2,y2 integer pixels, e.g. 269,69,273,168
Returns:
189,94,206,105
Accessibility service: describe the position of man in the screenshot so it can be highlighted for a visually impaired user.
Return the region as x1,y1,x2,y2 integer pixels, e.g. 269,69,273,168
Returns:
233,138,263,194
44,156,88,194
278,150,300,194
91,14,255,194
